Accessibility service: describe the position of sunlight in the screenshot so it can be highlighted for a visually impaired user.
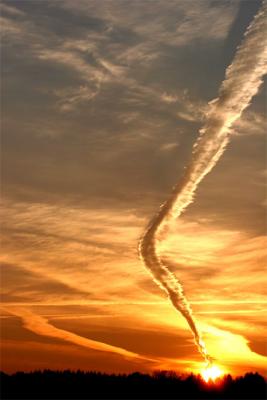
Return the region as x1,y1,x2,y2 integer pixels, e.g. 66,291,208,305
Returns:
201,365,222,383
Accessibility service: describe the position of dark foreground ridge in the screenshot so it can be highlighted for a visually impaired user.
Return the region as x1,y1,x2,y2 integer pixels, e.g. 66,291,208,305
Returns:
0,370,266,399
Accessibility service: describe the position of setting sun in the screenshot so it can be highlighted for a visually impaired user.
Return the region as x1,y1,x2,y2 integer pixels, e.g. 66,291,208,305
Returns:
201,365,223,383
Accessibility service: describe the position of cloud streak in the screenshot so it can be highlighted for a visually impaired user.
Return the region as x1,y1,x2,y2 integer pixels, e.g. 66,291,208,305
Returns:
2,307,155,363
140,0,267,365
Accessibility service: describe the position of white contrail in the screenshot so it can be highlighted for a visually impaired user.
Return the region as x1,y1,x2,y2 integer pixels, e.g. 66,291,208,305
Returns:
139,0,267,364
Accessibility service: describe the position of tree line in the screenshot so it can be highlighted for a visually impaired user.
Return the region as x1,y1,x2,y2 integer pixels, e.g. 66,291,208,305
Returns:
0,369,266,399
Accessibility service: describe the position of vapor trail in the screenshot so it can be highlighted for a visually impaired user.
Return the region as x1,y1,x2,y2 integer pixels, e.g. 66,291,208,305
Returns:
2,307,156,363
139,0,267,364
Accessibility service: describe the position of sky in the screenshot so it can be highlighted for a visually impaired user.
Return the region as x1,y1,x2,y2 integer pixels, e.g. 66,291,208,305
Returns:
1,0,267,377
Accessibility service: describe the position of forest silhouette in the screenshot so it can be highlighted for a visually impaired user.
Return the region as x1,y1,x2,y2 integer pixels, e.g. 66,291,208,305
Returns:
0,370,266,399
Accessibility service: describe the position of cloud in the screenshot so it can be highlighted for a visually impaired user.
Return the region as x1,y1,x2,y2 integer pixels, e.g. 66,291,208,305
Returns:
158,218,267,303
232,110,266,136
0,262,92,303
161,92,178,104
39,49,100,81
61,0,238,46
0,15,25,37
0,198,151,304
160,143,179,152
1,0,236,115
1,3,26,17
1,307,152,361
200,322,267,375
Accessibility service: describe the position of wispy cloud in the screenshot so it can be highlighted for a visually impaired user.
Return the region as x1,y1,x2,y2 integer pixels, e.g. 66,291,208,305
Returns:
0,199,148,304
232,110,266,136
1,3,25,17
1,0,233,116
61,0,238,46
2,307,152,361
159,218,267,301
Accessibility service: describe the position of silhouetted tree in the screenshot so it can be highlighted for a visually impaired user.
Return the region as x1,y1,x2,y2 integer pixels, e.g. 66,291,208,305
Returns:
0,369,266,399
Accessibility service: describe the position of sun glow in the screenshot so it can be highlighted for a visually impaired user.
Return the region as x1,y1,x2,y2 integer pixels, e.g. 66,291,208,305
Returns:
201,365,222,383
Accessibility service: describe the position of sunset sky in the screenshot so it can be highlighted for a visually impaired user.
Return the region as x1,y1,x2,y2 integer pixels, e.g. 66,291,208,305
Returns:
1,0,266,377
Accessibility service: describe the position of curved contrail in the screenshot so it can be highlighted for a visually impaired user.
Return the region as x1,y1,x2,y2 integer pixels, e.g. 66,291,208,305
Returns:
139,0,267,364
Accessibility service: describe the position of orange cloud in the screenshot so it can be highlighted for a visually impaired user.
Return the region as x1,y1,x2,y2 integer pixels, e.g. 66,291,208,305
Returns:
1,307,156,363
